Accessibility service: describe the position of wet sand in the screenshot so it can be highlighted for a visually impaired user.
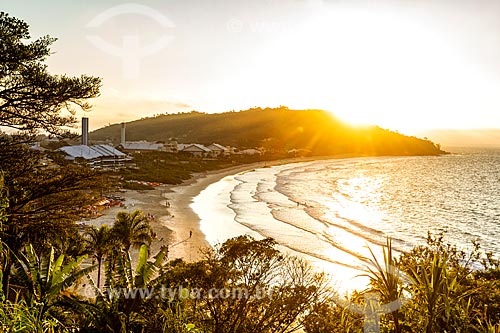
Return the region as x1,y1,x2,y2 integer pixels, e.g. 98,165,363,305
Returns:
87,164,273,262
90,156,350,264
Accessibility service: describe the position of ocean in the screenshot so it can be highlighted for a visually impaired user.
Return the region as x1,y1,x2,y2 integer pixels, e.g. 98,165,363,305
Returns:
191,148,500,292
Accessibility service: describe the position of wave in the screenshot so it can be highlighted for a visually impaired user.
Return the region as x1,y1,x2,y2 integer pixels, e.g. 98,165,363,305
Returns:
226,163,388,272
195,152,500,294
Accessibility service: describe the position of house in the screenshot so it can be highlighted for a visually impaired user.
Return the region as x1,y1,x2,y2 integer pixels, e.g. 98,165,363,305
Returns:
59,144,132,169
120,141,165,153
207,143,230,157
177,143,232,158
179,143,211,157
163,140,178,153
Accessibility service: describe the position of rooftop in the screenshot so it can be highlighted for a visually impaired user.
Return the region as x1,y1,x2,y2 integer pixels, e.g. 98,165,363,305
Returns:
121,142,164,151
59,144,127,160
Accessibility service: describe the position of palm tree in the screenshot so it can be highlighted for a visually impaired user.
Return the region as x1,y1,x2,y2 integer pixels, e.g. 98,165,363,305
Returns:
111,210,152,252
83,224,115,288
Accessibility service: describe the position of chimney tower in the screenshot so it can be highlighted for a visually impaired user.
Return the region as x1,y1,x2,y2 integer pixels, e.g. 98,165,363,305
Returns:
121,122,126,145
82,117,89,146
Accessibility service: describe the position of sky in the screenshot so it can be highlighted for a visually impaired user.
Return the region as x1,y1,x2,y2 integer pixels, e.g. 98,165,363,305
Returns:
3,0,500,142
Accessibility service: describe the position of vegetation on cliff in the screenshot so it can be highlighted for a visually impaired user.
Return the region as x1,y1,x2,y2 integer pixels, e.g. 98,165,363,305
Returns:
92,107,445,156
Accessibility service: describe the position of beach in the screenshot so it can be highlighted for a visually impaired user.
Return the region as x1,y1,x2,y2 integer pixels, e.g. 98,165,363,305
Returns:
86,178,211,263
83,150,500,294
88,157,339,265
178,150,500,293
84,160,280,263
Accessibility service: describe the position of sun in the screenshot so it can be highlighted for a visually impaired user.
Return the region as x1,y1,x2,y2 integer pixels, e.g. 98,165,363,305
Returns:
218,4,497,132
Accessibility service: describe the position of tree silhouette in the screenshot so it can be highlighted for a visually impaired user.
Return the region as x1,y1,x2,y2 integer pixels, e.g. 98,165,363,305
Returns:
0,12,101,135
0,12,104,297
0,142,110,296
112,210,152,252
83,225,115,288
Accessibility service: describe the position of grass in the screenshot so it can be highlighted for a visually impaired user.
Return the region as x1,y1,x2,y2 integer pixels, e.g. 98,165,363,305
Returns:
112,151,289,185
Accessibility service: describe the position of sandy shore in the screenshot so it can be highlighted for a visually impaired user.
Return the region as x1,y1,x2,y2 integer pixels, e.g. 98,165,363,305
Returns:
160,155,359,260
86,163,276,263
158,160,300,261
88,156,350,266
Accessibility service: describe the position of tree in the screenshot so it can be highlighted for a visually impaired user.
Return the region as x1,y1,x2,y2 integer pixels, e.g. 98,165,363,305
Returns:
112,210,153,252
398,233,478,333
83,225,115,288
0,12,104,297
0,141,111,297
0,172,7,301
0,12,101,135
153,236,330,333
303,301,364,333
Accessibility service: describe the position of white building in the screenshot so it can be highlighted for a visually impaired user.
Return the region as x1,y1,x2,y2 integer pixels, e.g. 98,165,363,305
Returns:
59,144,132,169
178,143,212,157
119,122,177,153
207,143,230,156
120,141,165,153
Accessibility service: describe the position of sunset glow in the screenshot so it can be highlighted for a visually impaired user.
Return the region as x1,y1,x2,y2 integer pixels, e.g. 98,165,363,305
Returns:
3,3,500,330
4,0,500,136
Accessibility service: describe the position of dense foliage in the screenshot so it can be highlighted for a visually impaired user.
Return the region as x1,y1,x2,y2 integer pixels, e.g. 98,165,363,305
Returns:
118,151,235,184
0,12,108,300
0,207,333,333
2,200,500,333
301,233,500,333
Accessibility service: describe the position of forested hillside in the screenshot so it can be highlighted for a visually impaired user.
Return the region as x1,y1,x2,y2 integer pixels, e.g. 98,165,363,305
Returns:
91,107,444,156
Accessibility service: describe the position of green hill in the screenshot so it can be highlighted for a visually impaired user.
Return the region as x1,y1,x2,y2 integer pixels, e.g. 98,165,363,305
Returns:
90,107,444,156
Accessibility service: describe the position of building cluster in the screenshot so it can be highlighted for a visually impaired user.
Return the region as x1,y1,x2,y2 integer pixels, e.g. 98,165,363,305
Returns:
118,122,234,158
53,118,262,170
56,118,132,170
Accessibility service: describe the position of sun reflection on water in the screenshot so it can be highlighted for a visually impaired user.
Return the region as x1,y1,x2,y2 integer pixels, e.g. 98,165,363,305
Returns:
312,174,391,293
